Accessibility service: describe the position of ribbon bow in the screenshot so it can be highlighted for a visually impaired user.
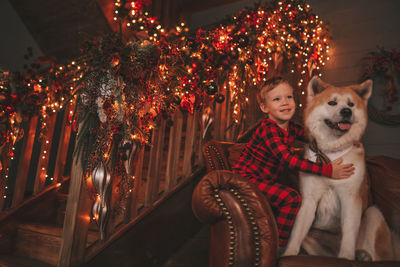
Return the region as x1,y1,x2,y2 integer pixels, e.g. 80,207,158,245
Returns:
309,139,331,164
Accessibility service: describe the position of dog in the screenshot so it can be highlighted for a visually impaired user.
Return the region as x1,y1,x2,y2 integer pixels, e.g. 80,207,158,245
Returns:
282,76,399,261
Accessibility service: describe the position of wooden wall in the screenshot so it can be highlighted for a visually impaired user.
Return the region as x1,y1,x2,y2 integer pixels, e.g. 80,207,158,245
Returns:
308,0,400,158
0,0,44,71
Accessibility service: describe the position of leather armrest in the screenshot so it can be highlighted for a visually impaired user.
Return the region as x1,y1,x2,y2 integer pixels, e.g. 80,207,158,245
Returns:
192,170,278,267
366,156,400,233
202,140,246,172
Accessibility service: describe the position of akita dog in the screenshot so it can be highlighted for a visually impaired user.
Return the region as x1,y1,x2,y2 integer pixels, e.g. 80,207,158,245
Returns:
283,77,399,261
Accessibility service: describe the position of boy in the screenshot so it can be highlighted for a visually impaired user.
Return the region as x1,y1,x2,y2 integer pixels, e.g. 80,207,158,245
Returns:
232,76,354,249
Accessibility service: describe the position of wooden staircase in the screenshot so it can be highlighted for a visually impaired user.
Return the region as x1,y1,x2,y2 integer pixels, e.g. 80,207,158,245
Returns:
0,181,70,266
0,106,215,266
0,179,99,266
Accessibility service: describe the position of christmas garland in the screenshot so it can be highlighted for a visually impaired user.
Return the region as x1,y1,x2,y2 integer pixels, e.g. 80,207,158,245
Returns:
0,0,330,185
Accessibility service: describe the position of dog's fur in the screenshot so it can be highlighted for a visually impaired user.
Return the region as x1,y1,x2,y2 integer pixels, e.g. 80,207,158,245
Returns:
283,77,399,261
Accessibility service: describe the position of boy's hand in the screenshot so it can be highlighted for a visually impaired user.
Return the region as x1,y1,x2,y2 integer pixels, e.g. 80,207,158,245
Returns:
331,158,354,179
354,141,364,149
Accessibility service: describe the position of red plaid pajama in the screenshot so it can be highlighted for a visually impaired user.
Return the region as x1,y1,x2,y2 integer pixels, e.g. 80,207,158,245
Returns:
233,118,332,247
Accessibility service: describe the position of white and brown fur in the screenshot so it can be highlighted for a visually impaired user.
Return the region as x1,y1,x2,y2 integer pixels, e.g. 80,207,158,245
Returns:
282,77,399,261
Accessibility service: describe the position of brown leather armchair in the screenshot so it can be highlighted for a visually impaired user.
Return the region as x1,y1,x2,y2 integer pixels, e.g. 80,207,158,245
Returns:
192,140,400,267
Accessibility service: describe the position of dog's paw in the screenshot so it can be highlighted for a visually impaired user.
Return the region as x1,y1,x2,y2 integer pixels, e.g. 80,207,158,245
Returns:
338,250,355,260
355,249,372,262
281,249,298,257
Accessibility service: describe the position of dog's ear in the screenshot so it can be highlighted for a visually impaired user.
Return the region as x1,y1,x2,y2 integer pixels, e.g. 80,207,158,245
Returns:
307,76,330,103
353,79,373,105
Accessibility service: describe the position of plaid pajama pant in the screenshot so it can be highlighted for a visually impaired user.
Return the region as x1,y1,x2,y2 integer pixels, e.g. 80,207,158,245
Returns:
249,177,301,247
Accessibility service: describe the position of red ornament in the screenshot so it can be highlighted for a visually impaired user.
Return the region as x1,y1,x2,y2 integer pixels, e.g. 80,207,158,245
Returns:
215,94,225,103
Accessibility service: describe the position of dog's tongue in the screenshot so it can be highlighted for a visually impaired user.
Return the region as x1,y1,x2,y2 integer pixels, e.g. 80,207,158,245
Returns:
338,122,351,131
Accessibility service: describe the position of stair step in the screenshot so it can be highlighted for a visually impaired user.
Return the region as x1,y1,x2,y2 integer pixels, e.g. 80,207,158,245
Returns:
14,222,100,266
0,254,54,267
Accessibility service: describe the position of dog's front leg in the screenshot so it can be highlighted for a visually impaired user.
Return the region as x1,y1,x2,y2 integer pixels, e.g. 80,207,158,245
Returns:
282,196,318,256
338,196,362,260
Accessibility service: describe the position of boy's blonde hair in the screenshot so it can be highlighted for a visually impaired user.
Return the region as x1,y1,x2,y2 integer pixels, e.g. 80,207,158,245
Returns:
257,76,289,105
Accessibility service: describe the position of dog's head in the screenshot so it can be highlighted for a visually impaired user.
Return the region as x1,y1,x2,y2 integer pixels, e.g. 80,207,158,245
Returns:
304,76,372,152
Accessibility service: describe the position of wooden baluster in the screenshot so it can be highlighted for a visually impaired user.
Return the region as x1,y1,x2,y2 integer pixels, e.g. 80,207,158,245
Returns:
33,114,57,194
53,103,75,183
144,119,166,207
58,127,91,267
164,110,183,192
197,129,204,169
11,116,38,207
125,146,145,221
182,111,198,179
107,165,122,235
214,102,222,140
220,85,228,141
225,89,233,141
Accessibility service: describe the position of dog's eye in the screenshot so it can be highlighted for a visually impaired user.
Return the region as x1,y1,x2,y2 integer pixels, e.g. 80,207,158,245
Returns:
328,101,337,106
348,102,354,107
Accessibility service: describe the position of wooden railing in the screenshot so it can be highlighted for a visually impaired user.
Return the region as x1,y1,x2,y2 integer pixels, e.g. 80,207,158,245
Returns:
57,109,206,266
0,89,240,266
0,102,75,212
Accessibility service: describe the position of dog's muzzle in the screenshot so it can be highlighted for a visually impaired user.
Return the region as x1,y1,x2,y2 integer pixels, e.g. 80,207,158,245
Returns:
325,108,353,133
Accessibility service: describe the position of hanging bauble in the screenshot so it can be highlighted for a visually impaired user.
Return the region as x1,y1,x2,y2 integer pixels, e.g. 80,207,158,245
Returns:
91,160,111,240
201,107,213,139
180,92,197,114
206,82,218,95
122,142,133,151
120,139,137,175
215,94,225,103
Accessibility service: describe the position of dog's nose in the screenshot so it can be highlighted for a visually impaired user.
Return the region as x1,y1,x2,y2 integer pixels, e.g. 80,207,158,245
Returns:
340,108,352,118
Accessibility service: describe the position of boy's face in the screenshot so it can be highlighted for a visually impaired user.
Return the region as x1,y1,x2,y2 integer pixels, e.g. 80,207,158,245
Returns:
260,82,296,124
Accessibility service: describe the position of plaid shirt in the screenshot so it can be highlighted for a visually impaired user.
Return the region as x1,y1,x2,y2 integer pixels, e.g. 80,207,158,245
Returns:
232,118,332,182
